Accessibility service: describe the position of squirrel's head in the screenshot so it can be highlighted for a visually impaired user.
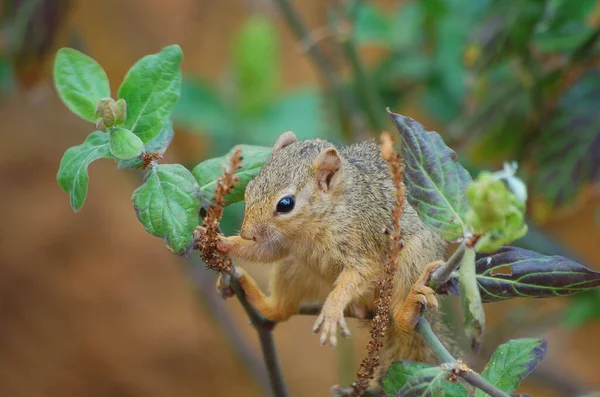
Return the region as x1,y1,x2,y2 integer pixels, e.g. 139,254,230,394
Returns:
240,131,345,247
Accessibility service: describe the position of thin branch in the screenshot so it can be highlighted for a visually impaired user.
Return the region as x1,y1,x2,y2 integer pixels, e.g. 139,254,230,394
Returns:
330,5,388,133
188,259,272,394
429,241,467,293
271,0,368,136
416,318,455,364
258,326,288,397
418,317,512,397
442,362,511,397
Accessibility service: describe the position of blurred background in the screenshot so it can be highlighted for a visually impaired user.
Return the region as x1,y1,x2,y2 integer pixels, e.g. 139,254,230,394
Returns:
0,0,599,396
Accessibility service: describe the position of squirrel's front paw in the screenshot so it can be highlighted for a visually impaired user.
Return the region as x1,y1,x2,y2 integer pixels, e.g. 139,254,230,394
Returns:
194,226,232,254
216,273,234,299
395,260,443,333
312,303,351,347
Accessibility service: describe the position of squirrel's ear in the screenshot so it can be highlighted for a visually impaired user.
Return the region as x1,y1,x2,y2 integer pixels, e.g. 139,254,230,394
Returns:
314,148,343,192
273,131,298,151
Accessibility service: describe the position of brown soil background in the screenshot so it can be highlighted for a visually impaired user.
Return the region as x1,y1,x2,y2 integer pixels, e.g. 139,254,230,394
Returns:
0,1,599,396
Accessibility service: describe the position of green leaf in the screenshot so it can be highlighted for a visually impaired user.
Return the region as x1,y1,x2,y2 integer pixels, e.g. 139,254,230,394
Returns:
117,120,175,169
352,2,393,46
382,361,466,397
476,338,547,396
533,70,600,205
109,127,144,159
533,26,594,53
57,131,114,211
546,0,597,29
242,87,336,144
118,45,183,143
53,47,111,122
0,55,15,98
193,145,271,207
132,164,201,256
172,78,233,133
563,289,600,329
459,247,485,353
445,246,600,302
232,16,279,116
387,110,472,241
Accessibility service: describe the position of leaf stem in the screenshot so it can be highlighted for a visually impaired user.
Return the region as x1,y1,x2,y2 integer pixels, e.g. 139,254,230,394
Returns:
442,362,511,397
271,0,368,136
418,318,512,397
416,317,455,364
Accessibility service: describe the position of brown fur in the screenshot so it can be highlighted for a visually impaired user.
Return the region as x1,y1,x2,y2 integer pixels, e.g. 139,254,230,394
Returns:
217,132,449,386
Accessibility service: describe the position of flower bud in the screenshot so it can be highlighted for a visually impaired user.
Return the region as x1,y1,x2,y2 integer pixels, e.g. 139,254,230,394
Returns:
95,97,127,131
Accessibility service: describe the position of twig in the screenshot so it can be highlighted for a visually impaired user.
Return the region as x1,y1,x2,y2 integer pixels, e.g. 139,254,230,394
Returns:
418,318,512,397
416,318,455,364
271,0,368,136
352,132,406,396
194,150,288,397
429,241,467,293
442,361,511,397
330,6,388,133
188,258,272,394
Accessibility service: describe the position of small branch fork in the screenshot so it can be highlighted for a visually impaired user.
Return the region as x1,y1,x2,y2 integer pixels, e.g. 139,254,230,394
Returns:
193,149,288,397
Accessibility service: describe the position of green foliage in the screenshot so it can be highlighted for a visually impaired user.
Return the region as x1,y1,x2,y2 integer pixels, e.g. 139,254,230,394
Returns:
388,111,472,241
57,131,114,211
193,145,271,208
459,248,485,353
352,3,393,46
534,0,597,53
172,78,233,149
382,361,466,397
53,48,110,122
132,164,200,256
242,88,331,144
446,247,600,302
109,127,144,159
563,289,600,329
117,121,175,169
533,70,600,205
233,16,279,116
0,55,15,98
118,45,183,142
477,338,547,396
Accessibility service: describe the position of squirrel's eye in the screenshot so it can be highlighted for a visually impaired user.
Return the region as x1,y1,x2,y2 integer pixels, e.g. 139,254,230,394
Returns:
276,196,295,214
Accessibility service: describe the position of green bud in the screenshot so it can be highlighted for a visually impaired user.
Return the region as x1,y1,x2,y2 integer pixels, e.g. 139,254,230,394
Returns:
466,164,528,253
94,97,127,131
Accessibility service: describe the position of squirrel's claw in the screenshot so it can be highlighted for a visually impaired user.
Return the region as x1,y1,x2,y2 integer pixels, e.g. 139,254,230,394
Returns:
216,273,235,299
313,307,351,348
395,260,443,332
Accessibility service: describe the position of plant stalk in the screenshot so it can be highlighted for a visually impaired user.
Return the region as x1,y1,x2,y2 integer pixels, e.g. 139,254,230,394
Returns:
416,317,455,363
430,241,467,293
227,270,289,397
419,318,512,397
442,362,511,397
271,0,368,136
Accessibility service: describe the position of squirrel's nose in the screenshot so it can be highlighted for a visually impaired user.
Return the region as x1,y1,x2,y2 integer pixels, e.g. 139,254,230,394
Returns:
240,223,265,241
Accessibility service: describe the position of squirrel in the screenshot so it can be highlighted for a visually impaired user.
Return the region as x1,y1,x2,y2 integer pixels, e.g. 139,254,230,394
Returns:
212,131,450,384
